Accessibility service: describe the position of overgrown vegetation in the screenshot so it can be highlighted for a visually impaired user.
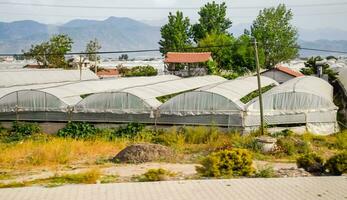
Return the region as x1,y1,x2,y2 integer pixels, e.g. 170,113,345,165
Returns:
134,168,175,182
324,152,347,175
57,122,98,139
296,153,324,173
255,165,277,178
156,89,195,103
196,149,254,178
119,65,158,77
0,122,42,143
240,84,276,104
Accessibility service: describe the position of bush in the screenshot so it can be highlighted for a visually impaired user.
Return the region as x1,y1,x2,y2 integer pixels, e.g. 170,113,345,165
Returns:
1,122,42,142
135,168,175,182
276,137,310,156
57,122,98,139
324,152,347,175
335,131,347,150
183,126,219,144
255,165,276,178
296,153,324,173
196,149,254,178
112,123,145,139
123,66,158,77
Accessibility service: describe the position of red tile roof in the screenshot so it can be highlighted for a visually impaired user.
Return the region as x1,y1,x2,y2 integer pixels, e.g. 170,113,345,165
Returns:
164,52,212,63
275,65,304,77
97,69,119,77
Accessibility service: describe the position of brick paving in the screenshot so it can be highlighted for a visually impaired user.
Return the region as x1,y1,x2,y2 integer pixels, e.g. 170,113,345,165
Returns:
0,177,346,200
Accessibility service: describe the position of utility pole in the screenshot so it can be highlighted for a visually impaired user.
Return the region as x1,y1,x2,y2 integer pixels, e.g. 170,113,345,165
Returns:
253,38,265,135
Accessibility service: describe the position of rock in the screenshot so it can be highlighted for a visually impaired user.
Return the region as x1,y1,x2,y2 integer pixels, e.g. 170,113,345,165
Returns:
113,143,173,163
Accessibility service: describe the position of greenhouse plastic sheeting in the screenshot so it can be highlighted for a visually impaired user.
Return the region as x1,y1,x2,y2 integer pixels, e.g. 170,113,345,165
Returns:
74,75,226,114
338,68,347,96
0,69,98,87
159,76,278,115
0,75,180,112
245,76,338,134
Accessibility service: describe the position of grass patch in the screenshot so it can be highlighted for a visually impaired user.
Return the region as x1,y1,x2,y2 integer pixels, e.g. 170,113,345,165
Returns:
255,165,277,178
134,168,176,182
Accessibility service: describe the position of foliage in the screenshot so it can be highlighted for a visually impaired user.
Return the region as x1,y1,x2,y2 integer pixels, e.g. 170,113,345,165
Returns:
23,34,73,68
57,122,98,139
112,123,145,139
85,38,102,63
240,84,276,104
276,136,310,156
118,54,129,61
135,168,175,182
300,56,338,82
251,4,299,68
192,1,232,42
335,131,347,150
0,122,42,143
156,89,194,103
196,149,254,177
198,33,234,71
182,126,220,144
45,169,101,186
255,165,277,178
296,153,324,173
159,11,192,54
206,60,218,74
122,65,158,77
272,129,294,138
324,152,347,175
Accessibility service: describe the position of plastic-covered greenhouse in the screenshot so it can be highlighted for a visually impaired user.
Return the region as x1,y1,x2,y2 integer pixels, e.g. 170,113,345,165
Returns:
0,69,98,87
73,75,226,122
157,76,278,127
245,76,338,134
0,75,180,121
338,68,347,96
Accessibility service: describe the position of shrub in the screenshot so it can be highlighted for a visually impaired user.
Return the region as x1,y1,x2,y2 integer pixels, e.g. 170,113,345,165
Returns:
276,137,310,156
255,165,276,178
57,122,98,139
183,126,219,144
196,149,254,178
152,127,185,149
135,168,175,182
324,152,347,175
296,153,324,173
2,122,42,142
112,123,145,139
335,131,347,150
123,66,157,77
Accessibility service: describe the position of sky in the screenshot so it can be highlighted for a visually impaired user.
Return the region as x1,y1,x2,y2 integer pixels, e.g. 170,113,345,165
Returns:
1,0,347,30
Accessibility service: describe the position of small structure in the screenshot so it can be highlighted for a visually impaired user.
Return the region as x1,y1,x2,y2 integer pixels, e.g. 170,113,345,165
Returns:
261,65,304,84
336,68,347,126
96,69,119,79
164,52,212,77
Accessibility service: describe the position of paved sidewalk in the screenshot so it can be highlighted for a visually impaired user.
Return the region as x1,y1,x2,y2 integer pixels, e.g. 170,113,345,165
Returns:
0,177,346,200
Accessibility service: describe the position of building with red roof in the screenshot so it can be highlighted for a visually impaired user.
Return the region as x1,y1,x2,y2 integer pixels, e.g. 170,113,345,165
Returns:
261,65,304,84
164,52,212,77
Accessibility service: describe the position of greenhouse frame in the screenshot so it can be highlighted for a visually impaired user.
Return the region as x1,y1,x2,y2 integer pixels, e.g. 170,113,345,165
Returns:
0,75,180,121
157,76,278,127
72,75,226,123
245,76,339,134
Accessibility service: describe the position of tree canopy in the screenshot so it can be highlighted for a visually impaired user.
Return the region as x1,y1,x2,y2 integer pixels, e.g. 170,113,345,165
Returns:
159,11,192,54
85,38,102,62
23,34,73,68
301,56,338,82
192,1,232,42
251,4,298,68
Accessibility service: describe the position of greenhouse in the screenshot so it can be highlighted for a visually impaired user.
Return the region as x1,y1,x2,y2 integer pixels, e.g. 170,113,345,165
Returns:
0,69,98,87
245,76,339,134
73,75,226,122
0,75,180,121
157,76,278,127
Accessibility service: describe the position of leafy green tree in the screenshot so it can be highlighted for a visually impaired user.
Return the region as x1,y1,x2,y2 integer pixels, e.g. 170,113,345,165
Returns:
301,56,338,82
198,33,234,71
192,1,232,42
231,33,265,74
251,4,299,68
23,34,73,68
159,11,192,54
86,38,102,62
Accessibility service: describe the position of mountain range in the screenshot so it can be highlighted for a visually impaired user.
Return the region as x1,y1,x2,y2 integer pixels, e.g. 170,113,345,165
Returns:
0,17,346,57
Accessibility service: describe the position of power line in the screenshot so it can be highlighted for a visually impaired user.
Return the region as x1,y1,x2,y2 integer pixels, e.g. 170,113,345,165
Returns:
1,1,347,10
1,45,347,57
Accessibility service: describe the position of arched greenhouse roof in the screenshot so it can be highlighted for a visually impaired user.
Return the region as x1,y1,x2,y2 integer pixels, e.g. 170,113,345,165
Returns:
158,76,278,115
75,75,226,113
338,68,347,96
0,75,180,112
0,69,98,88
246,76,337,112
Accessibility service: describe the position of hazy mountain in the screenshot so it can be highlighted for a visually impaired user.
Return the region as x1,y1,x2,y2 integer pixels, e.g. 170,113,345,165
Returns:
0,17,161,55
0,18,346,57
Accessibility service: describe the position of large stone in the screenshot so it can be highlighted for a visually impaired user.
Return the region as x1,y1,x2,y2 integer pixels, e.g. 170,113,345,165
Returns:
113,143,173,163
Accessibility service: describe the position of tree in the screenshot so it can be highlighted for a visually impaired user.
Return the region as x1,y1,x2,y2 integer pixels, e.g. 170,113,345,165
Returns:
301,56,338,82
251,4,299,68
192,1,232,42
85,38,102,62
23,34,73,68
198,33,234,71
119,54,129,61
159,11,192,54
